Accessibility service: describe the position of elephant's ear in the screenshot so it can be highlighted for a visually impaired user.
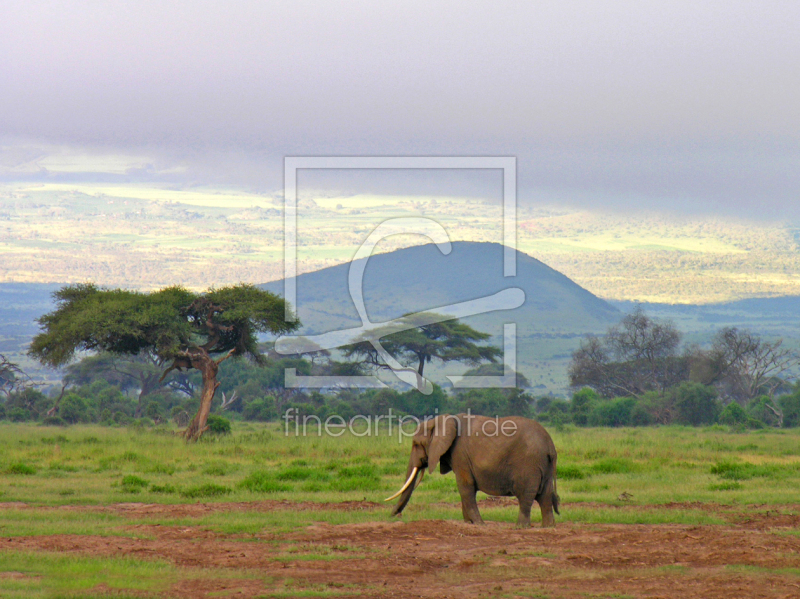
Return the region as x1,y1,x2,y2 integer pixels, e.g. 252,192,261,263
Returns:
427,415,458,474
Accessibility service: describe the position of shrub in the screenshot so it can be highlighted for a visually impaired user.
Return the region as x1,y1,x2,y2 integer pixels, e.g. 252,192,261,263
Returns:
673,382,720,426
242,397,277,422
41,416,67,427
709,481,742,491
180,483,231,499
780,391,800,428
59,393,93,424
8,407,30,422
630,402,656,426
207,414,232,435
570,388,598,426
709,461,794,480
558,464,587,480
120,475,149,493
591,458,638,474
202,462,231,476
150,484,178,494
588,397,636,427
718,403,764,429
747,395,782,428
143,401,164,422
6,463,37,475
239,471,291,493
275,465,330,482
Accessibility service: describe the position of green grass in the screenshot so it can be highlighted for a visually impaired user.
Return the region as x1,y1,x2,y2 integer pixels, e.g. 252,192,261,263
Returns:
0,508,152,538
0,551,174,598
1,422,799,597
0,550,280,598
1,423,799,510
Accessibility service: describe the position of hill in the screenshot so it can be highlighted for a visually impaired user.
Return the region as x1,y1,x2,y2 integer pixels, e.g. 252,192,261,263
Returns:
261,242,621,390
262,242,619,334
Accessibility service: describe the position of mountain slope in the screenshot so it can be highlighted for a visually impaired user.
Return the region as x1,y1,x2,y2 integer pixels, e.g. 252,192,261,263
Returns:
262,241,619,337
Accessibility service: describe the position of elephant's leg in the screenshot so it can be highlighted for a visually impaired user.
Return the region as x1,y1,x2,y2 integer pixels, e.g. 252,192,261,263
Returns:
456,476,483,525
515,492,534,529
536,489,556,528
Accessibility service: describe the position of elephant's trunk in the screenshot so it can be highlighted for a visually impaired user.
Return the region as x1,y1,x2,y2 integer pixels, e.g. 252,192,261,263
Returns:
390,461,421,516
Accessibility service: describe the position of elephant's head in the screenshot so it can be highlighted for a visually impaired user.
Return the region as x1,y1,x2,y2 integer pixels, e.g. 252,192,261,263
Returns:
386,415,459,516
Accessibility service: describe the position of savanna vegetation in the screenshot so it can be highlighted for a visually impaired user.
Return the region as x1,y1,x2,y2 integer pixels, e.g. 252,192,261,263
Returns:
3,289,800,597
1,423,800,597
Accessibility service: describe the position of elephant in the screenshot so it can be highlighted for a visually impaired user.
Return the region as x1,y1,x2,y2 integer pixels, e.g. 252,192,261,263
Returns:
385,414,560,527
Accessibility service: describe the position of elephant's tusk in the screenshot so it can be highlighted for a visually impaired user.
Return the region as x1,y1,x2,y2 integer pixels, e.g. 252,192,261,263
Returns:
384,467,418,501
414,469,424,489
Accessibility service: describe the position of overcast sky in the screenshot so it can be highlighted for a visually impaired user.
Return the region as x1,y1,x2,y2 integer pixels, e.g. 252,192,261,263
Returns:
1,1,798,218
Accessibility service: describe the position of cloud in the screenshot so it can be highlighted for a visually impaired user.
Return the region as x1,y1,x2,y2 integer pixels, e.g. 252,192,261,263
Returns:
1,1,798,216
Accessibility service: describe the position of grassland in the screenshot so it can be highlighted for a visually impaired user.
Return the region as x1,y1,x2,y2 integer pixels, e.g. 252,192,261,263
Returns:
2,423,800,510
3,182,800,303
0,423,799,597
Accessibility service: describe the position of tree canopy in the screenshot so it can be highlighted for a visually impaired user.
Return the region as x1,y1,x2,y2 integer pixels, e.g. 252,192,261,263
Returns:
0,354,35,397
29,283,298,439
342,314,501,379
569,307,687,398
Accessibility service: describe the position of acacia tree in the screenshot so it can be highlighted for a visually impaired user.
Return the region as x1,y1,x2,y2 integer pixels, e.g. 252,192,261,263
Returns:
29,284,298,440
343,314,501,378
695,327,797,405
569,307,687,397
0,354,36,397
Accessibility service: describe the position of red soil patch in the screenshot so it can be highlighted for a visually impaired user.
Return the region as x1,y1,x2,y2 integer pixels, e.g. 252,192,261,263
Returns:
2,502,799,598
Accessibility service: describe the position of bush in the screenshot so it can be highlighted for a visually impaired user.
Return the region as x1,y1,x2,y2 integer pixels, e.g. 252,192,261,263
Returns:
718,403,764,429
206,414,231,435
588,397,636,427
630,402,656,426
6,463,37,475
180,483,231,499
709,481,742,491
143,401,164,422
150,484,178,494
202,462,231,476
120,475,149,493
673,382,720,426
780,391,800,428
60,394,93,424
591,458,638,474
276,465,330,482
747,395,782,428
558,464,587,480
710,461,774,480
570,388,598,426
242,397,277,421
41,415,67,427
239,471,291,493
8,407,30,422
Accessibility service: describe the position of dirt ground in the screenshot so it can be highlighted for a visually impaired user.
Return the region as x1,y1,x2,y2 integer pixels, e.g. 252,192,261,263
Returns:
2,500,800,598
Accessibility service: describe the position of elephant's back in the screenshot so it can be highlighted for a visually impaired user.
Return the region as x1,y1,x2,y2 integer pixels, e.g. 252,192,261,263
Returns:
503,417,557,470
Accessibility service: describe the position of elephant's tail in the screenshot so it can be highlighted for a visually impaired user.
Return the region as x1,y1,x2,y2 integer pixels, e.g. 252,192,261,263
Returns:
548,452,560,516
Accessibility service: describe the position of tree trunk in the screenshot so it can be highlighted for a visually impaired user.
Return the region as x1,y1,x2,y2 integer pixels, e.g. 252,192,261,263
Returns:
134,372,162,418
182,348,220,441
417,353,426,377
46,384,69,417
